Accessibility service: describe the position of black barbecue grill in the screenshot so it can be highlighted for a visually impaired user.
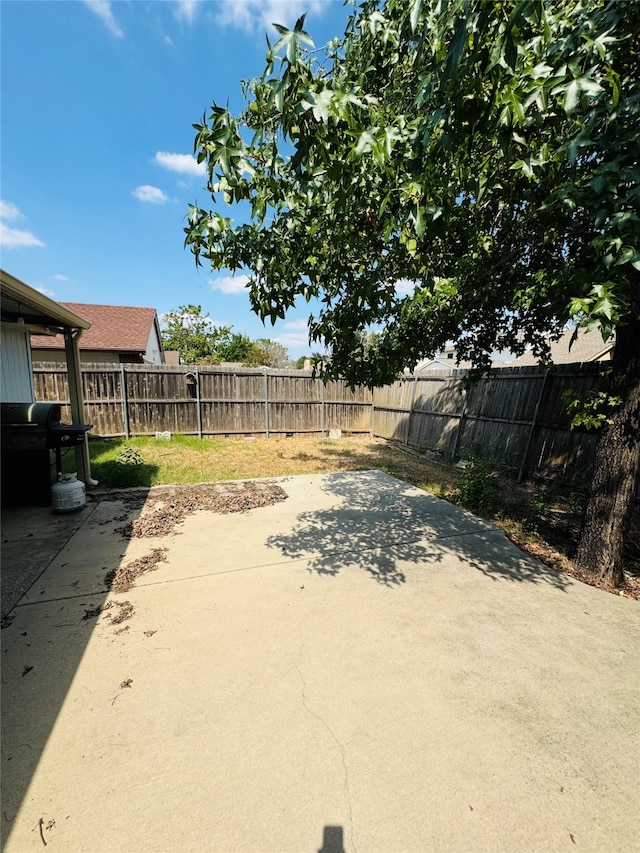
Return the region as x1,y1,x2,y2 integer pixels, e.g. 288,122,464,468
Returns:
1,402,92,506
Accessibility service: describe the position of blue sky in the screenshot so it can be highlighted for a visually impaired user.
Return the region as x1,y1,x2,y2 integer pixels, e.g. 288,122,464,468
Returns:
1,0,354,357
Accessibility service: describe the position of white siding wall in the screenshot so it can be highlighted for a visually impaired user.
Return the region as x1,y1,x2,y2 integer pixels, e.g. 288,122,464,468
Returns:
144,323,164,364
1,323,35,402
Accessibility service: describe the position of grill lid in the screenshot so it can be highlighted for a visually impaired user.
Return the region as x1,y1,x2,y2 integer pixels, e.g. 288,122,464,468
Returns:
1,402,62,429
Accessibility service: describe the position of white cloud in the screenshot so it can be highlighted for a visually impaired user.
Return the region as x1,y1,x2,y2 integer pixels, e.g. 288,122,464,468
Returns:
174,0,200,24
155,151,206,177
215,0,328,33
209,274,250,295
0,200,45,249
133,185,169,204
0,200,23,221
282,318,308,331
0,225,45,248
35,287,56,297
53,274,70,281
82,0,124,38
274,318,310,350
395,278,417,297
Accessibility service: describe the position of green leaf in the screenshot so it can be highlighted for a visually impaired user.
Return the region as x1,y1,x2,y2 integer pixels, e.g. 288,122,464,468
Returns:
615,247,640,268
271,23,314,64
563,79,581,113
504,30,517,72
441,14,468,84
354,130,376,156
306,88,334,123
410,0,423,33
186,0,637,396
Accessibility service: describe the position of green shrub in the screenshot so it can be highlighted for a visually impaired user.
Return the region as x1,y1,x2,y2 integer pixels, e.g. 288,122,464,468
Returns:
117,446,144,466
523,488,553,532
452,459,501,513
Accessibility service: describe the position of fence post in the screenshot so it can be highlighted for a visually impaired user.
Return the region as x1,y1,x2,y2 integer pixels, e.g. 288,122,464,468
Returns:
518,369,552,483
321,380,325,437
195,367,202,439
370,388,375,437
404,375,418,446
120,365,130,438
263,368,270,438
451,385,467,459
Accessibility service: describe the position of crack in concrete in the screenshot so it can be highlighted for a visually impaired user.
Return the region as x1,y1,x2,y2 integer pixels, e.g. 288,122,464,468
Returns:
297,665,358,853
13,522,504,610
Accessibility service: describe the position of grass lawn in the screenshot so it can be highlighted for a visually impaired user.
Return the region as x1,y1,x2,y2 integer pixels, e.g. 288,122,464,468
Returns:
64,433,638,598
77,434,459,491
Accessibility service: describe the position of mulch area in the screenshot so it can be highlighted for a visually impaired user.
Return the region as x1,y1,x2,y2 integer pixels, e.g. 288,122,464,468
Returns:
502,507,640,601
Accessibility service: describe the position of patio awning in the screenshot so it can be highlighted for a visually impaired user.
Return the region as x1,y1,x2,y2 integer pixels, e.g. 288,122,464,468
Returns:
1,271,90,331
1,268,97,487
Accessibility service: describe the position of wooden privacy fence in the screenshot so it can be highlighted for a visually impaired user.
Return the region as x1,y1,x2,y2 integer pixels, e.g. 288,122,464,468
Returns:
33,361,608,479
32,364,373,439
372,363,606,479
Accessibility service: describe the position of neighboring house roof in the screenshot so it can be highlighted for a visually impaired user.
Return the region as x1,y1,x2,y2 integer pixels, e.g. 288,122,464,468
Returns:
414,357,475,372
509,327,614,367
413,356,507,372
30,303,157,353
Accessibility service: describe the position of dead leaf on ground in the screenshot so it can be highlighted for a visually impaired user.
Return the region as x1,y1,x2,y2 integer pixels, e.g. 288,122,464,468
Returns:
114,481,287,540
109,601,135,624
104,549,167,593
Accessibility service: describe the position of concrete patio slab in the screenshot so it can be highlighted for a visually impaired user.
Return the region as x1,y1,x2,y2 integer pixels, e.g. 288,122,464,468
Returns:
1,471,639,852
0,503,94,616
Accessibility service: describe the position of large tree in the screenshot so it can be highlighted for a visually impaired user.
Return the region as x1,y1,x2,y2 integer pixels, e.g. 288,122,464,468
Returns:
161,305,253,364
185,0,639,587
160,305,225,364
251,339,291,368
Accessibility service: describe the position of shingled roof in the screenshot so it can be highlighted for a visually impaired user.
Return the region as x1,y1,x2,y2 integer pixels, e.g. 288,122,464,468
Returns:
510,327,614,367
30,303,158,353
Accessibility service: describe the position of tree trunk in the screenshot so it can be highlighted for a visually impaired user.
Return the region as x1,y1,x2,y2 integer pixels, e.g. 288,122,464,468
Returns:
573,304,640,588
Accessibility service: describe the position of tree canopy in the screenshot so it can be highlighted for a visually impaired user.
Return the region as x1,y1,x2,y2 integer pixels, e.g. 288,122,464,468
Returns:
160,305,226,365
244,338,291,368
185,0,639,386
185,0,639,586
160,305,290,366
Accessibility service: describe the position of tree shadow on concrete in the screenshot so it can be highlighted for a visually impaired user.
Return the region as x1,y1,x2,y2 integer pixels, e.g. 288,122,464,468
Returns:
267,470,571,591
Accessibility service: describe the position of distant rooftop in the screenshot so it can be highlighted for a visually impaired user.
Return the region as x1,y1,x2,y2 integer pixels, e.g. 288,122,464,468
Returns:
510,327,614,367
30,303,158,353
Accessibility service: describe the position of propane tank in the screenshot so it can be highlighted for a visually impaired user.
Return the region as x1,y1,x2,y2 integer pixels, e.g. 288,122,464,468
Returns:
51,472,86,513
